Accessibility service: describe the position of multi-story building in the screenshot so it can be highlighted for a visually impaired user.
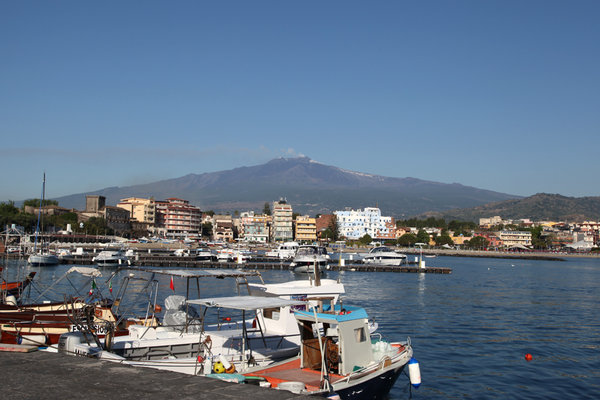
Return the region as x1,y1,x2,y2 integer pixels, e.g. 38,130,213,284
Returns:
334,207,394,240
155,198,201,238
213,214,234,242
271,199,293,242
116,197,156,225
240,212,271,243
295,215,317,243
496,230,532,248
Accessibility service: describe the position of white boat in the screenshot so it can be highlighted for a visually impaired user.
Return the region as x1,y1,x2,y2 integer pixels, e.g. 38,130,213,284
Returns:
60,294,308,376
248,277,345,306
196,247,216,262
92,250,130,267
265,241,299,260
289,245,328,274
243,304,416,399
361,246,407,266
27,252,59,266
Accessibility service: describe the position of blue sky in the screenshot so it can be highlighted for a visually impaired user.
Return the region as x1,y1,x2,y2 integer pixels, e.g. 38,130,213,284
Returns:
2,1,599,202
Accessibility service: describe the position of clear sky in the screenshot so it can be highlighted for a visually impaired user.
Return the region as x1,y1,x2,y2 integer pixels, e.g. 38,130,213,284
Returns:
2,1,599,202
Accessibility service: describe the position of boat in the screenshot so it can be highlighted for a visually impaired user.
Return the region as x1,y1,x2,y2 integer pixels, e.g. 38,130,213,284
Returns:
58,268,311,375
27,173,59,267
195,247,216,262
361,246,406,266
0,267,125,346
289,245,329,274
1,271,36,302
265,242,299,260
243,303,416,399
93,249,130,267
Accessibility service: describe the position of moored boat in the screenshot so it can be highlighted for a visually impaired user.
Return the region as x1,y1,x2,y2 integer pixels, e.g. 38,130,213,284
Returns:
244,304,416,399
361,246,406,266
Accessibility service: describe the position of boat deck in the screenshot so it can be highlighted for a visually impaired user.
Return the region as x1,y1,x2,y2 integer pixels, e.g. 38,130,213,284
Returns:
245,358,344,391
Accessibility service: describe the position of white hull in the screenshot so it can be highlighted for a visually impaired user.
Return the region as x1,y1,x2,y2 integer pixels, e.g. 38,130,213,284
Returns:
28,253,59,266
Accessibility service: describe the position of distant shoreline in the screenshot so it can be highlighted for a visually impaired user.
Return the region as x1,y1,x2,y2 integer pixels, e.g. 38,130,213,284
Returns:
336,247,600,262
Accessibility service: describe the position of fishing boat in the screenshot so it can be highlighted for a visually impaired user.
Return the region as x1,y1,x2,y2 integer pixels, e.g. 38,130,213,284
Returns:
27,173,59,267
59,268,311,375
289,245,329,274
361,246,406,266
244,304,418,399
1,271,36,302
0,267,124,346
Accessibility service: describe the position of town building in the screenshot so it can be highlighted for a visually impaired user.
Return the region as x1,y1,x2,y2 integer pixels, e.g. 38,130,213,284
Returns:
240,212,270,243
294,215,317,243
212,214,234,242
496,230,532,248
334,207,394,240
155,198,201,238
116,197,156,225
271,199,293,242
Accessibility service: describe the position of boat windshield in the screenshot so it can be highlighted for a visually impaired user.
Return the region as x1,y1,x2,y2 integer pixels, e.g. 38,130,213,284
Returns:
296,247,317,256
371,246,393,253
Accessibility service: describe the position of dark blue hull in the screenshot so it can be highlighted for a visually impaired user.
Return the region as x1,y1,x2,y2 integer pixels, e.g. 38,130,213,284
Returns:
331,364,406,400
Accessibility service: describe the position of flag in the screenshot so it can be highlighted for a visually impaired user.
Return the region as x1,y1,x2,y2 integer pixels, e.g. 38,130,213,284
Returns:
89,279,97,295
170,276,174,291
109,280,113,293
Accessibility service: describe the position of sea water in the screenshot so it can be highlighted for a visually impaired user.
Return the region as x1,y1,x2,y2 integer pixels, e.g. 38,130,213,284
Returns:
4,256,599,399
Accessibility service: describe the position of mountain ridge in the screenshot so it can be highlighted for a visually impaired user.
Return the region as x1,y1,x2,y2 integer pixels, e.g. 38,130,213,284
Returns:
52,156,519,216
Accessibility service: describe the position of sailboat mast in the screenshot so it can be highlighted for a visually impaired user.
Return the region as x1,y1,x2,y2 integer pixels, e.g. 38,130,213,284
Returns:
33,172,45,253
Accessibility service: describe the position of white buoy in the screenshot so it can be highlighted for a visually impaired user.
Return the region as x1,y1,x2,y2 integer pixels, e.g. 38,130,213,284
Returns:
408,357,421,388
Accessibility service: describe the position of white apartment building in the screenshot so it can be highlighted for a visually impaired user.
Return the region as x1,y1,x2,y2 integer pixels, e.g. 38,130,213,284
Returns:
271,199,293,242
334,207,393,240
497,230,532,247
155,198,201,238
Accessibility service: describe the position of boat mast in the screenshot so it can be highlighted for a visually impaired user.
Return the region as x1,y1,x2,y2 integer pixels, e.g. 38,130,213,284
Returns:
33,172,46,254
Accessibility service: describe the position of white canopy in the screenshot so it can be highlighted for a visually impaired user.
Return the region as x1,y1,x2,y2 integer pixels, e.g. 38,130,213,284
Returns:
187,295,306,311
66,266,102,278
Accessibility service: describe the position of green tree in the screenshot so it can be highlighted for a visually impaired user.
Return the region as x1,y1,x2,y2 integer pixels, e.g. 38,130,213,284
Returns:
23,198,58,209
416,229,431,245
465,236,489,249
263,202,271,216
201,222,213,238
434,234,454,247
358,234,372,246
397,233,417,246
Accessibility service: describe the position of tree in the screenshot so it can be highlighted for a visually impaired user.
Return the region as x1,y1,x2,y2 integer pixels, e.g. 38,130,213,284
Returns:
416,229,431,245
434,234,454,247
263,202,271,216
201,222,213,239
358,234,372,246
397,233,417,246
465,236,489,249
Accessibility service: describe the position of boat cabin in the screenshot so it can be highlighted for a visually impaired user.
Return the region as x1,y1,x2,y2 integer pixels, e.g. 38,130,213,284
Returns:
295,305,374,375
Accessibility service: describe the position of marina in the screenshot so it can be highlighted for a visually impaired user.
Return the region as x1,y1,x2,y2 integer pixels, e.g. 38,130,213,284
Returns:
0,255,599,398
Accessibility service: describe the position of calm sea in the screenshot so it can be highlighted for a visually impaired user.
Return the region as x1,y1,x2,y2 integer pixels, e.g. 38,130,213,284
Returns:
3,255,599,399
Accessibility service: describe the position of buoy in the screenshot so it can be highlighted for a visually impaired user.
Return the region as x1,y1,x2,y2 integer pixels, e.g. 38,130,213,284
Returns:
408,357,421,388
213,361,225,373
525,353,533,361
219,355,236,373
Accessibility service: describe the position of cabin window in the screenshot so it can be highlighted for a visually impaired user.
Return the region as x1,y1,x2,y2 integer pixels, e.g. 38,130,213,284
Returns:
263,308,280,320
354,327,367,343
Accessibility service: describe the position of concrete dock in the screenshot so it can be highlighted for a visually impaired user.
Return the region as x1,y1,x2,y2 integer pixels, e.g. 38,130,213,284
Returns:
0,350,304,400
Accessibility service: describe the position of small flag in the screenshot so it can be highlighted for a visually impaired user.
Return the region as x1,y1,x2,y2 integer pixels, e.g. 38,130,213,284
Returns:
109,280,113,293
89,279,97,295
170,276,174,291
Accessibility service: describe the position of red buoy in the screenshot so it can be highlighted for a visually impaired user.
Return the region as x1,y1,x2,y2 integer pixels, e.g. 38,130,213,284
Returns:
525,353,533,361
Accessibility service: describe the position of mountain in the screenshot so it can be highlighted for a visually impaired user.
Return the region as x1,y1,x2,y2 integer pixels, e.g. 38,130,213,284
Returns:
427,193,600,222
53,157,519,217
